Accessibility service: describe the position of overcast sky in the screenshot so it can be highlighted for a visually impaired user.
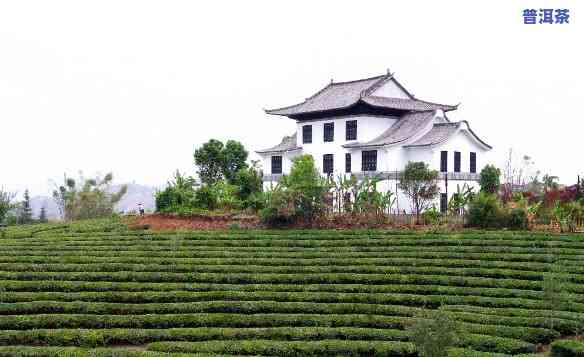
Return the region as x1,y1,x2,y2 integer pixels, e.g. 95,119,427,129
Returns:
1,0,582,197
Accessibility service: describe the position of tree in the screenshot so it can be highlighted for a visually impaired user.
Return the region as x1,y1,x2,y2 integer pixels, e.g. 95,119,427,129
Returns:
399,161,439,222
0,188,16,224
408,309,458,357
222,140,249,184
479,165,501,194
232,162,263,202
194,139,249,185
284,155,328,224
38,206,48,223
18,189,33,224
194,139,225,185
52,172,127,220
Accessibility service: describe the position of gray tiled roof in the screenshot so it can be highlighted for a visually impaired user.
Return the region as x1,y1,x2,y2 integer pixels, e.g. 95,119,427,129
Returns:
343,111,436,148
403,122,460,148
404,121,492,149
265,73,456,117
256,133,301,154
265,74,389,116
362,96,457,112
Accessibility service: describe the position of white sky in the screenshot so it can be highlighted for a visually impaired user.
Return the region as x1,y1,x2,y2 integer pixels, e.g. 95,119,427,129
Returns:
1,0,582,197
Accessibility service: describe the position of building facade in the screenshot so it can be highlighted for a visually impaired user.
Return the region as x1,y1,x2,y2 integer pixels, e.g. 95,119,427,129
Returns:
257,72,492,213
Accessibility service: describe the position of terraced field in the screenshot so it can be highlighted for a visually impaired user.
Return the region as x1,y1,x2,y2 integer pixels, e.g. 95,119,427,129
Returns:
0,221,582,356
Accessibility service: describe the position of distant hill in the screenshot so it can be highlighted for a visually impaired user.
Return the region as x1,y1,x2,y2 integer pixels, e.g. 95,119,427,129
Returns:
30,183,157,220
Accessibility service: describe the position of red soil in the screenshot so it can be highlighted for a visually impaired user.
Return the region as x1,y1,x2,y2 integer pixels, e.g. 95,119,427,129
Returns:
126,214,260,231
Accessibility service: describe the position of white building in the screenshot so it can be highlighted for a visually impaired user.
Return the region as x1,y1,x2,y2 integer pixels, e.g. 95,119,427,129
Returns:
256,72,492,213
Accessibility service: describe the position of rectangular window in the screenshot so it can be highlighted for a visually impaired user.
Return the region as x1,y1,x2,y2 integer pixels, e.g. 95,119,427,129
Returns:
345,153,351,173
271,156,282,174
361,150,377,172
324,122,334,142
440,193,448,213
454,151,461,173
345,120,357,140
302,125,312,144
323,154,334,174
440,151,448,172
470,152,477,173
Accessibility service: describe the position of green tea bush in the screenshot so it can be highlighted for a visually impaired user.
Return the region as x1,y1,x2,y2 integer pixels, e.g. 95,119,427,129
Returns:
551,339,584,356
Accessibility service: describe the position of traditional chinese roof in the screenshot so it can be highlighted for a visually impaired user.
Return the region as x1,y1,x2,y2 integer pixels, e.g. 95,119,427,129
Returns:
265,73,456,117
362,96,456,112
404,121,492,149
343,111,436,149
255,133,301,154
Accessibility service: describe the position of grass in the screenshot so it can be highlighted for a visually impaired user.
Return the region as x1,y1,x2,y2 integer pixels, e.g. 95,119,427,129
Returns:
0,218,581,355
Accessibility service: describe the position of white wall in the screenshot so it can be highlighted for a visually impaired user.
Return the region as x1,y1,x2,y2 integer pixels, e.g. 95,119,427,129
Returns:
369,79,410,99
296,115,397,174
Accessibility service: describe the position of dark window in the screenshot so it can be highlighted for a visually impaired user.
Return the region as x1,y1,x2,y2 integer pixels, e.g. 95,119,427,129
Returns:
302,125,312,144
361,150,377,171
454,151,461,173
271,156,282,174
440,151,448,172
323,154,334,174
324,122,334,142
345,153,351,173
346,120,357,140
440,193,448,213
470,152,477,173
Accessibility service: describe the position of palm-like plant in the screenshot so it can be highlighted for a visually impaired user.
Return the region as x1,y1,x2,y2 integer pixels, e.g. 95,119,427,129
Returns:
543,174,559,192
448,183,474,215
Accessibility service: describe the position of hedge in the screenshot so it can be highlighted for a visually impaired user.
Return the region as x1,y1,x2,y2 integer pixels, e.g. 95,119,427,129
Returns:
551,340,584,356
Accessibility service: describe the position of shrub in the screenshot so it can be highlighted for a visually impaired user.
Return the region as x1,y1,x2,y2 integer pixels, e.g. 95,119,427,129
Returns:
551,339,584,356
155,171,196,212
192,186,217,210
408,309,458,357
467,192,502,228
507,208,528,230
260,155,328,227
232,165,263,203
421,206,440,225
479,165,501,194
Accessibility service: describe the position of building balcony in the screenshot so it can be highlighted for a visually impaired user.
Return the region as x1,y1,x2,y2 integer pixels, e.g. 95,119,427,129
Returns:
263,171,479,182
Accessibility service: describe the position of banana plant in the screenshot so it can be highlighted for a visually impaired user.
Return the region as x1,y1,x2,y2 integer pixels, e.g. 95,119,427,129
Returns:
448,183,474,215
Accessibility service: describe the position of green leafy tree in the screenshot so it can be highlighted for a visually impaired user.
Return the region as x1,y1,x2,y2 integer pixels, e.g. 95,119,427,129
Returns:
479,165,501,194
260,155,328,226
194,139,249,185
284,155,328,224
399,161,439,222
222,140,249,184
232,162,263,205
194,139,225,185
409,309,459,357
0,188,16,224
52,172,127,220
18,189,33,224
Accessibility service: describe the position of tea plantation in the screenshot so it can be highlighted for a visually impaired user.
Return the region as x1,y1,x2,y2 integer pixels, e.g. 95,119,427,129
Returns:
0,220,582,356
